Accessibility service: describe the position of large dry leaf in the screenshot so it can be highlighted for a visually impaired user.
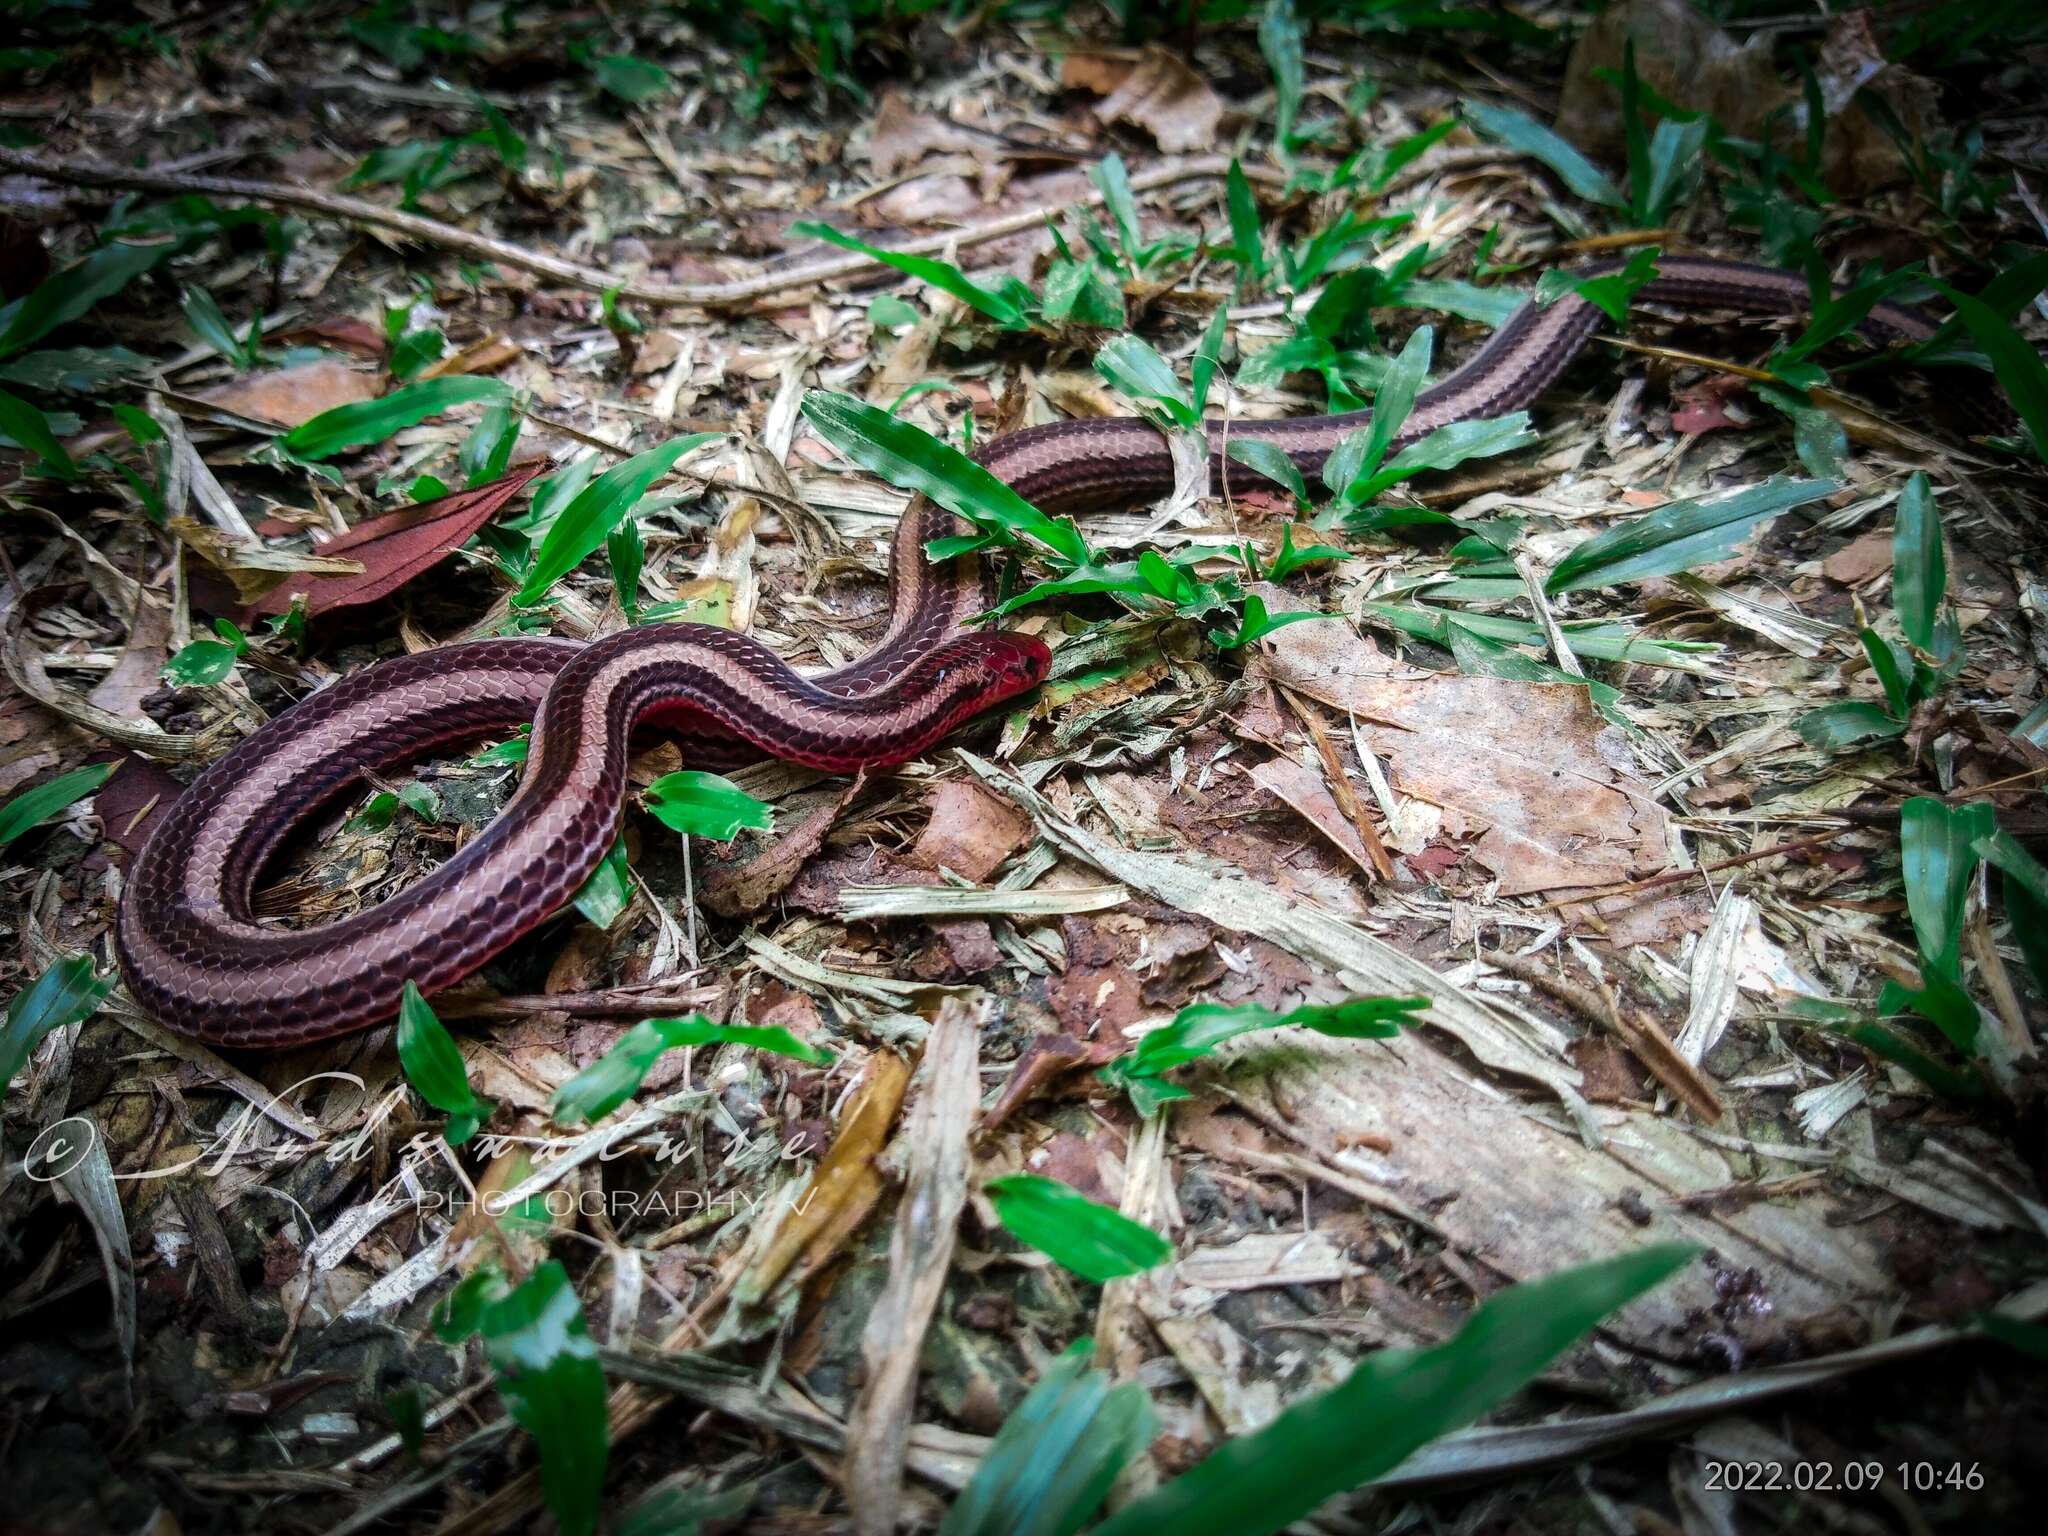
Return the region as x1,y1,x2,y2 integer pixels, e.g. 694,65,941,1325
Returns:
906,781,1030,883
1259,622,1669,896
248,458,548,618
1091,47,1223,154
859,90,988,176
198,359,381,428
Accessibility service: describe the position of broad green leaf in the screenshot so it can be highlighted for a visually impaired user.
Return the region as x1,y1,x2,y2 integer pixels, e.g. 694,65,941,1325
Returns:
616,1480,757,1536
792,222,1033,330
1878,968,1980,1053
1225,159,1266,284
0,240,178,359
1841,1020,1985,1100
1464,100,1624,207
1115,995,1424,1092
1209,592,1328,651
0,761,117,849
0,345,152,394
1927,277,2048,459
592,54,670,103
479,1262,609,1536
1089,1244,1699,1536
1547,477,1837,593
1,955,112,1095
1090,153,1143,270
984,1174,1172,1283
515,433,719,604
1394,277,1523,327
2003,868,2048,996
282,376,512,461
938,1340,1154,1536
180,285,252,367
802,391,1088,567
1340,324,1433,500
389,326,447,381
642,771,773,841
1900,796,1996,977
0,386,80,480
162,617,249,687
1975,828,2048,908
571,836,631,930
1637,115,1709,223
1533,248,1661,327
460,402,520,487
1356,412,1537,503
607,518,644,621
396,981,493,1146
1224,438,1308,506
552,1013,833,1127
1259,0,1305,158
1860,627,1915,720
1263,522,1344,582
1892,472,1946,651
1038,256,1125,328
867,294,920,330
1094,334,1193,429
1794,701,1906,750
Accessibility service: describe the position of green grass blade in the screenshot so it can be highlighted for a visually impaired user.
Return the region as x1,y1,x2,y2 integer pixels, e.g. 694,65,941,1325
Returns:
1464,100,1624,208
0,761,118,850
1091,1244,1697,1536
1,955,112,1096
1546,477,1837,593
938,1342,1154,1536
1927,277,2048,458
1900,797,1996,977
282,376,512,461
985,1174,1171,1283
791,221,1031,329
802,390,1088,567
514,433,719,605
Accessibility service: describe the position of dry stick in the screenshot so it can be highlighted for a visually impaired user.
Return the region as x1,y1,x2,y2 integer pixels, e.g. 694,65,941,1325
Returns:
1533,829,1852,912
1279,685,1398,882
0,147,1273,311
1484,947,1724,1123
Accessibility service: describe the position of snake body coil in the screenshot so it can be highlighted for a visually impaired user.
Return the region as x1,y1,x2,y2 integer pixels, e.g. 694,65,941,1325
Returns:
116,257,1936,1047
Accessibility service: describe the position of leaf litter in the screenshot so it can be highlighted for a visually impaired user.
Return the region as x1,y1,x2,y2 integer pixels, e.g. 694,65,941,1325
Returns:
1,4,2046,1535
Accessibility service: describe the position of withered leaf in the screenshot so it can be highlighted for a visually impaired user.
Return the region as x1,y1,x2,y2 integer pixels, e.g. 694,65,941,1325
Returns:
249,459,548,618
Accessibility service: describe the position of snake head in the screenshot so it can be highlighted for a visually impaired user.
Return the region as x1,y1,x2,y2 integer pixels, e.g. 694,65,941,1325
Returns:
986,632,1053,696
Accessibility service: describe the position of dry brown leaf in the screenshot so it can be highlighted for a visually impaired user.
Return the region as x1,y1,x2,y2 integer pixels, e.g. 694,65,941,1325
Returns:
859,90,988,177
247,459,548,618
1259,621,1669,896
1248,756,1379,882
906,781,1031,882
1091,47,1223,154
197,360,382,428
700,779,863,917
1823,529,1892,588
734,1050,908,1308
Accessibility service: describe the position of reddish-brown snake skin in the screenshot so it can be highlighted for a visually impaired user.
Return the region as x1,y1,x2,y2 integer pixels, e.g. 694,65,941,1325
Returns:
116,257,1936,1047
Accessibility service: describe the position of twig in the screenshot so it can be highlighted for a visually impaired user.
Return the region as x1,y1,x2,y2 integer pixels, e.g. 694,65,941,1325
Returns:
1279,685,1397,882
0,147,1272,312
1484,947,1724,1123
1533,830,1851,911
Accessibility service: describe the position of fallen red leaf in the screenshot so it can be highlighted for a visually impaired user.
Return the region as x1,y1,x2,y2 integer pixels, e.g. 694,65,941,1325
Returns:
92,751,187,858
248,459,548,618
1671,375,1752,435
269,316,387,358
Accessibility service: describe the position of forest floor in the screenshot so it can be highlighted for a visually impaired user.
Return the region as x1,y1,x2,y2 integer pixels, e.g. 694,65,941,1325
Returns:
2,2,2047,1534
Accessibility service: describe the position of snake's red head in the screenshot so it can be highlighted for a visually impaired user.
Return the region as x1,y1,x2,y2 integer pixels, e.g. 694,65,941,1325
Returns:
985,632,1053,696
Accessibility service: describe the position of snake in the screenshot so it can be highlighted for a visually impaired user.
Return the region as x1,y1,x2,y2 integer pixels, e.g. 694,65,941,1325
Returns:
116,256,1939,1047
